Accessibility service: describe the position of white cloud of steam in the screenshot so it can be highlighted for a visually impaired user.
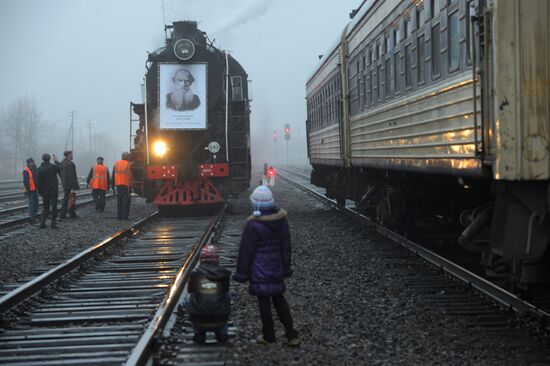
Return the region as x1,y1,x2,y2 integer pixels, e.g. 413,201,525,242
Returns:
212,0,271,35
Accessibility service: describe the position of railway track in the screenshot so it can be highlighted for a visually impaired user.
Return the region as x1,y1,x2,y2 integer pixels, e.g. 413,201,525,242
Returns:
0,207,225,365
277,168,550,330
0,190,111,230
154,216,241,365
0,182,88,207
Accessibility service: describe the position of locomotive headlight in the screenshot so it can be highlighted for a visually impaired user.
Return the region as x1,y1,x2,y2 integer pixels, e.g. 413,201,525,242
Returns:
153,140,168,157
173,39,195,61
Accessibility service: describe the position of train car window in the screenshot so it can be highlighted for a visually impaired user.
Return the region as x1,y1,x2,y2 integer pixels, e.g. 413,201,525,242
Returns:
431,23,441,78
393,28,401,47
405,17,412,39
416,6,426,30
358,77,362,111
363,74,368,106
367,70,372,105
405,44,412,89
385,58,392,97
431,0,440,18
231,76,243,101
417,34,426,84
394,51,401,94
448,11,460,72
376,65,382,100
465,0,473,65
368,48,373,65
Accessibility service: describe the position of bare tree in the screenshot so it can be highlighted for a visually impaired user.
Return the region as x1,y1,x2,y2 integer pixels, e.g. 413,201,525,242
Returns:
0,95,42,177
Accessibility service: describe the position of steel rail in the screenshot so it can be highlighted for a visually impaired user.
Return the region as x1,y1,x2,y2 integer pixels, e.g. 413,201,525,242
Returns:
277,170,550,324
0,191,96,215
124,205,226,366
0,192,114,230
0,179,20,186
0,182,88,203
0,211,158,314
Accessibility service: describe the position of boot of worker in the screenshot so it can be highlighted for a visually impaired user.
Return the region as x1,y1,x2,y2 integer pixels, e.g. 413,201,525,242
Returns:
50,216,58,229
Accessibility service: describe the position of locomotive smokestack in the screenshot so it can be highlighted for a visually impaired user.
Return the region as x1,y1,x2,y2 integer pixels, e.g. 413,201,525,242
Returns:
171,21,206,47
172,21,197,39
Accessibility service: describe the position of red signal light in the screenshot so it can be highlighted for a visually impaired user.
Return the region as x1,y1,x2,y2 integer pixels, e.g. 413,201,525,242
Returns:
268,167,276,177
284,124,291,140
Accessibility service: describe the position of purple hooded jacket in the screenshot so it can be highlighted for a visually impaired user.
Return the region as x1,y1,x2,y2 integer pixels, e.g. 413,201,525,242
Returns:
234,207,292,296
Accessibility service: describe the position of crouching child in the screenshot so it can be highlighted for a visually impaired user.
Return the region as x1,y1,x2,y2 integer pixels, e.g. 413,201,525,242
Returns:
185,244,231,344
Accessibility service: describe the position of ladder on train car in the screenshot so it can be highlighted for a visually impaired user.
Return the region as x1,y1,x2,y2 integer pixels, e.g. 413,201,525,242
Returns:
228,100,250,194
129,102,144,151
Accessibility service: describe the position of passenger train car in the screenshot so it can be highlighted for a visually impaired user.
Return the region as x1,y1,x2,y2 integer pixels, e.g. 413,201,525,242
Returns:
306,0,550,289
130,21,251,212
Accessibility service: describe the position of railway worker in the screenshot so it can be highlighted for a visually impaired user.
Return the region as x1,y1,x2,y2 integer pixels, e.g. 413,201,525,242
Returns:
86,157,110,212
166,68,201,111
22,157,39,219
234,185,301,347
111,151,132,220
59,150,80,220
37,153,61,229
184,244,231,344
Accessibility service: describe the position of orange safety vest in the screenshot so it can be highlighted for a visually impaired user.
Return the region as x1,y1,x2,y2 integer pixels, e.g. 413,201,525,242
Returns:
91,164,108,191
114,160,132,187
23,166,36,192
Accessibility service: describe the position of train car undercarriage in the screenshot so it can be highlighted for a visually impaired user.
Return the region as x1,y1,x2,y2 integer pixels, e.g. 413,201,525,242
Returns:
312,165,550,292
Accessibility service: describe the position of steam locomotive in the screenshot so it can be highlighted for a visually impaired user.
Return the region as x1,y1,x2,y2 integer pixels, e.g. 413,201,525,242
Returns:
130,21,251,212
306,0,550,290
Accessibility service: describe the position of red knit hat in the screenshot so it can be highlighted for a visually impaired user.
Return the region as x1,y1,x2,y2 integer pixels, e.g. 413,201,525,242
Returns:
200,244,219,263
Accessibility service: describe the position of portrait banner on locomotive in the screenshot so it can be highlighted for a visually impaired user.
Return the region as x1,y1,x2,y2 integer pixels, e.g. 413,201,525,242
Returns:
159,63,207,130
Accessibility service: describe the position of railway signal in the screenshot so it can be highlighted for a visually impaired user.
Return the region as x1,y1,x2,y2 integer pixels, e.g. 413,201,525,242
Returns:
284,123,291,167
284,124,291,141
273,131,278,142
262,163,276,187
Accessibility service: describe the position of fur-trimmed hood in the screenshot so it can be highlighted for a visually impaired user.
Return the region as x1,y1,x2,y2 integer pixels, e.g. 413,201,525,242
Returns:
247,208,287,222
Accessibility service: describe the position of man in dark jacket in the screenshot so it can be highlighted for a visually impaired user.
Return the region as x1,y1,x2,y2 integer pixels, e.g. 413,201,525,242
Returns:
37,153,61,229
22,157,39,219
59,150,80,219
234,185,300,346
185,244,231,344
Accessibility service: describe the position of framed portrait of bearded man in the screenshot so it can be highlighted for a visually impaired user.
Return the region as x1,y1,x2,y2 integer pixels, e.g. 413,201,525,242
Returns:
159,63,207,129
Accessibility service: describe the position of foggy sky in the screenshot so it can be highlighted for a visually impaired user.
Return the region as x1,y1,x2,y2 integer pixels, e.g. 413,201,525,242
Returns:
0,0,358,167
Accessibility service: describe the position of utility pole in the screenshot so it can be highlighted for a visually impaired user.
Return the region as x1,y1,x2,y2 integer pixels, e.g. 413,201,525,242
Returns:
66,111,77,151
87,121,92,154
13,115,21,177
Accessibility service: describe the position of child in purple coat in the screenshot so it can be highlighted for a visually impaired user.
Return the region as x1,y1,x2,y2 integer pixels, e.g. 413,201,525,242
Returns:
234,185,301,346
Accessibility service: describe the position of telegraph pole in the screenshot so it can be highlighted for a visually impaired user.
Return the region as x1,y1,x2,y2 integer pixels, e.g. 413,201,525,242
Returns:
66,111,77,151
14,115,21,177
87,121,92,154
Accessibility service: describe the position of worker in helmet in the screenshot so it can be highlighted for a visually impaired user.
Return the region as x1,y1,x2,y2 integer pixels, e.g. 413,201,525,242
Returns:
86,157,110,212
111,152,132,220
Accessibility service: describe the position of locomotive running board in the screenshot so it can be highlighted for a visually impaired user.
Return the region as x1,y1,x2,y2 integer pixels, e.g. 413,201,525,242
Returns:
152,178,224,205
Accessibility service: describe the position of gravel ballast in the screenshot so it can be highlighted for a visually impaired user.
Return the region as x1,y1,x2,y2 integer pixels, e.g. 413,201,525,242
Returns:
0,196,156,287
224,177,550,365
